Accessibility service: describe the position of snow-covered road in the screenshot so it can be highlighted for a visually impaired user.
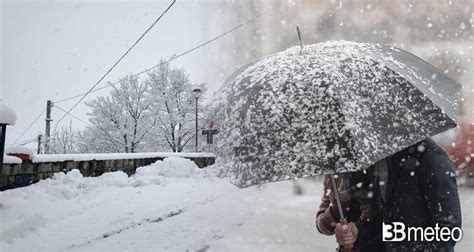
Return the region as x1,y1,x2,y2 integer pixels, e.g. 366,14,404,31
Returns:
1,157,472,251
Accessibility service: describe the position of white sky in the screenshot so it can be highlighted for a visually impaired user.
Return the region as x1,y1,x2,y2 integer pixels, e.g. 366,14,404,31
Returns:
1,0,236,146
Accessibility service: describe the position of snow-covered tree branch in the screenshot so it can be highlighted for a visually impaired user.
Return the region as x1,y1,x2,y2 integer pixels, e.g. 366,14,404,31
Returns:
84,75,155,153
79,60,206,153
146,59,207,152
47,121,78,154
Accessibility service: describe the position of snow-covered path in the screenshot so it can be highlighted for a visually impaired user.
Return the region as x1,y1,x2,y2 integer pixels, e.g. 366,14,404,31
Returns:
66,179,334,252
1,158,472,251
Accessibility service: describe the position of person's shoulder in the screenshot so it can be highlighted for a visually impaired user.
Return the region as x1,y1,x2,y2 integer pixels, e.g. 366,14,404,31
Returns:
416,137,453,170
388,138,442,162
418,137,447,157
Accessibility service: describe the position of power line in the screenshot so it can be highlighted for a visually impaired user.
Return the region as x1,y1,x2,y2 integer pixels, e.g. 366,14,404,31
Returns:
11,108,46,145
49,104,124,150
55,104,125,147
10,137,38,146
53,104,91,126
8,102,90,148
53,8,273,104
53,0,176,135
18,138,38,146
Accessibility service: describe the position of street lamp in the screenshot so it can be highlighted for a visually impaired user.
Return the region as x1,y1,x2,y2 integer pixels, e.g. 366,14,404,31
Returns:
192,87,202,152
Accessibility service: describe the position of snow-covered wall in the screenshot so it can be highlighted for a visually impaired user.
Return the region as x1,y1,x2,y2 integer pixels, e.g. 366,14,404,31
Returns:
1,153,216,190
31,152,215,163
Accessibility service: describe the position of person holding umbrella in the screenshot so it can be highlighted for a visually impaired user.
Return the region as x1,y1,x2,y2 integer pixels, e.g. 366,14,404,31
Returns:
316,137,462,251
214,41,464,251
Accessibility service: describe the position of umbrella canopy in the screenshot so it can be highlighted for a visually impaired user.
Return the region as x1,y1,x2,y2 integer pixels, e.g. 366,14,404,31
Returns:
213,40,461,188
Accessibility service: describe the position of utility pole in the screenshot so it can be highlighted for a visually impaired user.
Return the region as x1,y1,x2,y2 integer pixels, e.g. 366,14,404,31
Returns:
45,100,52,154
37,134,42,154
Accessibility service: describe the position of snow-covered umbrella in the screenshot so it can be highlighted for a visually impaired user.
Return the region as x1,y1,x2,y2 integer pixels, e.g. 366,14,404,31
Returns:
214,40,461,188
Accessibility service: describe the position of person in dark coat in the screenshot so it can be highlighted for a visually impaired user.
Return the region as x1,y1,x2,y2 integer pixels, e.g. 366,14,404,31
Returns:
315,138,462,251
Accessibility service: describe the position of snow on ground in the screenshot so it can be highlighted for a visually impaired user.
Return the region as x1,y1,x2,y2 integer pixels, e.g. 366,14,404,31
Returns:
0,157,472,251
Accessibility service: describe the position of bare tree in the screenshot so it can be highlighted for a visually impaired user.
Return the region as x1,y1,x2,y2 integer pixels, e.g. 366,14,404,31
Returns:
48,121,77,154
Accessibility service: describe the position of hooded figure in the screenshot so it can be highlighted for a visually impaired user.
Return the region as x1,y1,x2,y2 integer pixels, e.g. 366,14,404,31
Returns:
316,138,462,252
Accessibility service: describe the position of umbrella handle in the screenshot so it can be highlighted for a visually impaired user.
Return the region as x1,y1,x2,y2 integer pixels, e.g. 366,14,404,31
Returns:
340,218,353,252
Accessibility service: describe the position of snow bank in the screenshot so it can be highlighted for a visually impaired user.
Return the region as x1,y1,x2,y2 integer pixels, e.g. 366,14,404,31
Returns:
0,103,16,125
0,157,207,202
131,157,205,186
32,152,215,163
5,146,35,156
0,157,235,251
136,157,203,177
3,155,22,164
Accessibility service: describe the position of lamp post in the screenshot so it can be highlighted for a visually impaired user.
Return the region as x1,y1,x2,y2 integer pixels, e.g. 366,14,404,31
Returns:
192,87,202,152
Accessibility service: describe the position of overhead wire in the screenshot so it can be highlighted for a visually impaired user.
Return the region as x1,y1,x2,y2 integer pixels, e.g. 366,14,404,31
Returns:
53,7,273,104
52,0,176,135
54,104,126,147
18,138,38,146
46,104,125,150
11,108,46,145
53,104,91,126
10,137,38,146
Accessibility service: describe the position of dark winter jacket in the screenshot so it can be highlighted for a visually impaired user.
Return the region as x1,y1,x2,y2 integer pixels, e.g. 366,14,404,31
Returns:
316,138,462,252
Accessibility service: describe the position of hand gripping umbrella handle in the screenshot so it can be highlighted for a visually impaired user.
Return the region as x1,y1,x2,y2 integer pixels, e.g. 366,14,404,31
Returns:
339,218,353,252
330,174,353,252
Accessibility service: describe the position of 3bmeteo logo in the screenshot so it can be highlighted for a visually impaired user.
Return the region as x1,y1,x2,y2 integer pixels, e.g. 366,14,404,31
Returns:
382,222,462,242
